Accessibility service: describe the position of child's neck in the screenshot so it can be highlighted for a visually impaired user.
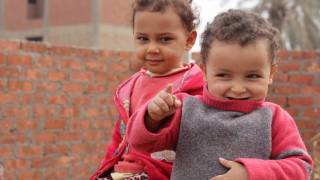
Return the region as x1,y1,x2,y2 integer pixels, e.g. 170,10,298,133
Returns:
146,66,187,77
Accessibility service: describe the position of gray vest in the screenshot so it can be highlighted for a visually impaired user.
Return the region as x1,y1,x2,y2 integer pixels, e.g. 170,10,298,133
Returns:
171,96,273,180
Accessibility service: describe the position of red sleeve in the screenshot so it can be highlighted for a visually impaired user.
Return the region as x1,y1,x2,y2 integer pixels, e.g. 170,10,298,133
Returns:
236,104,313,180
99,115,122,166
127,94,186,153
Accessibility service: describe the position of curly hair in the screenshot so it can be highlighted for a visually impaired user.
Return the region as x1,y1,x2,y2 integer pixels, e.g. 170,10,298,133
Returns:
200,9,280,65
131,0,199,32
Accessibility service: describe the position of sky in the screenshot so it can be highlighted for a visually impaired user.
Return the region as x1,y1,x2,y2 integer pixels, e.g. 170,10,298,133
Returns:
191,0,239,52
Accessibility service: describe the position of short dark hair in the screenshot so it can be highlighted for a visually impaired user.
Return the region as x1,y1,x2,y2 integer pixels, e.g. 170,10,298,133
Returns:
200,9,280,65
131,0,199,32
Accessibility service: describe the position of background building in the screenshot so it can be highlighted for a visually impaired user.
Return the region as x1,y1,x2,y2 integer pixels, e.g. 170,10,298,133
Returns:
0,0,134,51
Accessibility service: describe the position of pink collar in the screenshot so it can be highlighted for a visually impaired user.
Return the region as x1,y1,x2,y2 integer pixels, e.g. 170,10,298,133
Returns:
201,86,264,113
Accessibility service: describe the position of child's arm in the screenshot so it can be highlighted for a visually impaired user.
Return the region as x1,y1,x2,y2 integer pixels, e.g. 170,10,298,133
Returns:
127,84,183,153
235,105,313,180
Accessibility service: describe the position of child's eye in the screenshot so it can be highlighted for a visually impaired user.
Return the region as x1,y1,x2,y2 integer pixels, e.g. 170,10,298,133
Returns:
136,36,148,43
215,73,230,79
159,37,173,43
247,74,261,79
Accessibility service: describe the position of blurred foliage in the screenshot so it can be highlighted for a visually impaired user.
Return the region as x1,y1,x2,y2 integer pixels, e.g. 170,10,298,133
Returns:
232,0,320,50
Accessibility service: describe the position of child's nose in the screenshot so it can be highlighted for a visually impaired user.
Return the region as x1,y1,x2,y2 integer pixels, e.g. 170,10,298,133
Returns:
147,43,160,54
230,84,246,94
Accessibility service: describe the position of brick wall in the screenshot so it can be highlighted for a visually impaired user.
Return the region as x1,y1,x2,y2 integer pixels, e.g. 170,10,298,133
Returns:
0,40,139,180
0,40,319,179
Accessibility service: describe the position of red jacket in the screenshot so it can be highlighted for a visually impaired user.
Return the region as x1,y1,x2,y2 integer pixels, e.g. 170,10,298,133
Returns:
90,63,204,180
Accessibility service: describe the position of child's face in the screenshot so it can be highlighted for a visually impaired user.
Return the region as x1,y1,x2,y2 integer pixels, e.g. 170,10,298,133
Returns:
204,40,275,101
133,7,196,74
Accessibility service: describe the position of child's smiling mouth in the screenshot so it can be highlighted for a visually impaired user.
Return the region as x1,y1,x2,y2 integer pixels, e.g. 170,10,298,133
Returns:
226,97,250,100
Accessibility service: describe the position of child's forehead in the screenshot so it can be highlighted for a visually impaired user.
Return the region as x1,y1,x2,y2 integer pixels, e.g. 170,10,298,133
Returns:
207,40,273,67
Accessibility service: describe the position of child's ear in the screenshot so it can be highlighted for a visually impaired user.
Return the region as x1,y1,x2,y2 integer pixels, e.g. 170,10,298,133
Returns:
269,64,278,84
185,30,197,51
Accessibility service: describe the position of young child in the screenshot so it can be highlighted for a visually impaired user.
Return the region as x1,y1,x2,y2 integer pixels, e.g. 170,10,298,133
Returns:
127,9,314,180
90,0,204,179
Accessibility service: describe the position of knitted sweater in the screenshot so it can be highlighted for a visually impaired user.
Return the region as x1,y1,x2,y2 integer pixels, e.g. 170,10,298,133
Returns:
127,87,313,180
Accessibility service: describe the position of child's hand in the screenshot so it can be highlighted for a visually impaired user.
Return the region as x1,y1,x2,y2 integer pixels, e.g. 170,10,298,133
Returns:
210,158,248,180
147,84,181,122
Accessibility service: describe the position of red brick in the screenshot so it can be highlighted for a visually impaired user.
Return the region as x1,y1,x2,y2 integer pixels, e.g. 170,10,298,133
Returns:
82,131,107,141
16,120,37,130
296,120,318,130
0,146,13,158
21,93,46,105
42,168,68,180
5,159,29,169
25,69,43,80
92,119,113,129
266,96,287,106
302,86,320,94
290,51,304,59
273,86,301,95
71,164,92,179
60,107,79,118
86,83,106,93
60,59,83,70
34,132,56,143
70,119,90,129
288,97,313,106
0,93,17,104
17,170,43,180
273,73,288,82
56,132,82,142
277,50,289,60
303,108,320,118
0,119,12,131
85,61,106,71
44,119,66,129
63,83,84,93
7,54,32,67
17,145,43,158
300,51,318,59
0,133,28,144
33,106,56,118
70,143,93,154
305,61,320,73
21,41,48,53
36,82,59,92
285,107,300,117
71,71,94,81
85,108,102,118
278,62,300,73
44,144,69,156
0,67,20,78
35,56,54,68
289,74,314,85
31,157,55,168
72,96,91,105
8,81,33,92
0,53,6,64
0,79,4,90
0,40,20,51
48,71,66,81
48,95,68,105
3,107,30,118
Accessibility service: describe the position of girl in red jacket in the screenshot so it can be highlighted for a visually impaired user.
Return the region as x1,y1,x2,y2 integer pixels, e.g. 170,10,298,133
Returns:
90,0,204,179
